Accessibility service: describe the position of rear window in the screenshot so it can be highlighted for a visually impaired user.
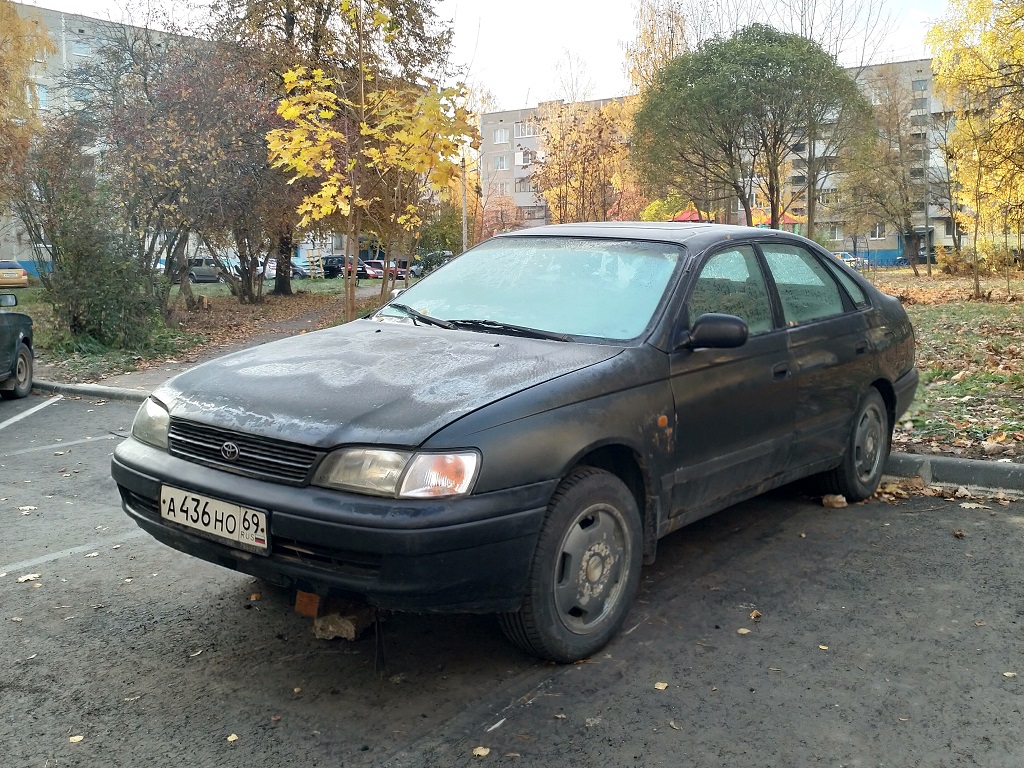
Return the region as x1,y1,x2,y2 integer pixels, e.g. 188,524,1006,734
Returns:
0,261,24,269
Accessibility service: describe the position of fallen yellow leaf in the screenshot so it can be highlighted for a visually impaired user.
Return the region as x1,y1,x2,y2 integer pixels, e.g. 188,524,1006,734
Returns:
749,610,762,621
69,735,84,743
472,746,491,757
654,681,669,690
737,628,752,635
1003,672,1017,678
227,733,239,742
819,645,829,650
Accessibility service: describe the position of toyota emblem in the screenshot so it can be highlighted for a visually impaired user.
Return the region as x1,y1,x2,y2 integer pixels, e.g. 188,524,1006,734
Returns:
220,442,240,461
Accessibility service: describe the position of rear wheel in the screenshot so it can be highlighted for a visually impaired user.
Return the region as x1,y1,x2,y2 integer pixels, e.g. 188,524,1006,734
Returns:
1,343,33,400
498,467,642,663
821,388,890,502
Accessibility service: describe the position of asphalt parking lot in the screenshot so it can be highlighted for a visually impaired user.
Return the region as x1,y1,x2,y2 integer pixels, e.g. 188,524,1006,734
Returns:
2,393,1023,767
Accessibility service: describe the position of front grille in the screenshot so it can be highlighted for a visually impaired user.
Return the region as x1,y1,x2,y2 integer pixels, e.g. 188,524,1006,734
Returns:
169,419,321,485
273,537,382,577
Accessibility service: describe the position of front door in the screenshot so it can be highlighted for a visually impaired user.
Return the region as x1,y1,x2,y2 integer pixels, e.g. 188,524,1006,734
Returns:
667,244,797,521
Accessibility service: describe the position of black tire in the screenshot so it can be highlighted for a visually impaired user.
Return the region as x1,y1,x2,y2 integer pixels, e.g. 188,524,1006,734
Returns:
821,388,891,502
498,467,643,663
188,272,197,284
1,343,33,400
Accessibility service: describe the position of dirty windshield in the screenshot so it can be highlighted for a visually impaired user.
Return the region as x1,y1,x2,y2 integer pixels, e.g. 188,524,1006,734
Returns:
375,236,684,341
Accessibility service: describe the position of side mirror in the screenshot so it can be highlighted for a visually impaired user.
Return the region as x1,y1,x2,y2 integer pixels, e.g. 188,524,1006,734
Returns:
677,312,748,351
389,288,406,300
0,293,17,308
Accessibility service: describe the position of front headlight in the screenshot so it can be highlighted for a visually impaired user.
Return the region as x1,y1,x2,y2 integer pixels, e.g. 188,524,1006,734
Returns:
398,453,479,498
131,397,170,450
312,448,480,498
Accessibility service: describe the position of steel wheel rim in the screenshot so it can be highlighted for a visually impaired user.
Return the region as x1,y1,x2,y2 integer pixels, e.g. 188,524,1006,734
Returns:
552,502,632,636
854,403,885,484
15,350,29,387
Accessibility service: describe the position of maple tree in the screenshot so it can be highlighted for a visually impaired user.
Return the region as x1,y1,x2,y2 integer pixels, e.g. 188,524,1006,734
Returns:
267,3,476,319
929,0,1024,298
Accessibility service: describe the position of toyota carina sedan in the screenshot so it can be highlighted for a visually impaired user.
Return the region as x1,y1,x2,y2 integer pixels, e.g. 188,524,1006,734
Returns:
112,223,917,663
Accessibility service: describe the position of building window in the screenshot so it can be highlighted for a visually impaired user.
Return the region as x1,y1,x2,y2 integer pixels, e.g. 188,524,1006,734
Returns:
494,181,511,197
72,39,91,56
829,224,843,242
514,121,539,138
515,177,537,193
792,142,806,153
910,114,929,126
493,128,509,144
910,168,924,178
869,222,886,239
790,175,806,185
32,83,48,109
515,150,535,166
912,79,928,91
818,189,839,207
912,97,928,110
494,155,509,171
520,206,546,220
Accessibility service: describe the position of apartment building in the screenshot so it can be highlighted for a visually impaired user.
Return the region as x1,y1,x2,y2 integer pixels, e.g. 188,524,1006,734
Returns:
3,3,169,270
479,59,961,266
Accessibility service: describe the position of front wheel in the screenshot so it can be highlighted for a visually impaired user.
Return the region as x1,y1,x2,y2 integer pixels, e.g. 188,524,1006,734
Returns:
1,343,33,400
498,467,643,663
821,388,891,502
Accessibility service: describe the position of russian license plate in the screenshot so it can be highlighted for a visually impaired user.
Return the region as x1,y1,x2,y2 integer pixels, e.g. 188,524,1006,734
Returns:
1,272,16,278
160,485,269,554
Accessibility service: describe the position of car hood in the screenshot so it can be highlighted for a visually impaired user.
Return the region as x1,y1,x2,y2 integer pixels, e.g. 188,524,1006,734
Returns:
154,319,623,448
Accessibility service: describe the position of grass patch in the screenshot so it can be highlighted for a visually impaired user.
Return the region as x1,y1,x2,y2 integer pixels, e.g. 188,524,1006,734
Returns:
864,271,1024,451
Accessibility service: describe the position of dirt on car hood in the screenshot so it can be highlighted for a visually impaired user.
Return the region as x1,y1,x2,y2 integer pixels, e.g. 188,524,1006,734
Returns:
153,319,622,448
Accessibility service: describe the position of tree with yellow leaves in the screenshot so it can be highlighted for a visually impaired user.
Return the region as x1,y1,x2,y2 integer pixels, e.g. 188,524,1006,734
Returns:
930,0,1024,297
0,0,54,203
267,4,477,319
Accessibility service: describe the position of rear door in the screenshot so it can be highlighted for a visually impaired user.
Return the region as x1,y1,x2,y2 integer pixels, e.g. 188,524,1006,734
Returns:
668,244,797,518
758,241,876,470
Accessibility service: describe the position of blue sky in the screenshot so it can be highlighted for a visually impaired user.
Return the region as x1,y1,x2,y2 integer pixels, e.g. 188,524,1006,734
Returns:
27,0,950,110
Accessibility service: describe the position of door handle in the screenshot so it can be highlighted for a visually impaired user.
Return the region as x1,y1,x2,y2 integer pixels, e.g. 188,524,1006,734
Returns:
772,362,790,380
855,340,869,355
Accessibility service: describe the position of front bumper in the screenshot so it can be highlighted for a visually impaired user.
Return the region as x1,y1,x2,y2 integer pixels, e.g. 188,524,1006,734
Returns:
112,438,554,613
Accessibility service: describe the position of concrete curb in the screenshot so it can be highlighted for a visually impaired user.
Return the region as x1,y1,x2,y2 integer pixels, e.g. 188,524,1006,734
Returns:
884,452,1024,496
34,379,150,403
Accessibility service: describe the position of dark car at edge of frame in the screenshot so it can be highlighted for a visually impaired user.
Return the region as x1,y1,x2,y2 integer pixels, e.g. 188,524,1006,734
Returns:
111,223,918,663
0,293,34,399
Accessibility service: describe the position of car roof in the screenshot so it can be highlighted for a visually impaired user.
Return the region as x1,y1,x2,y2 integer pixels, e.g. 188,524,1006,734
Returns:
494,222,811,252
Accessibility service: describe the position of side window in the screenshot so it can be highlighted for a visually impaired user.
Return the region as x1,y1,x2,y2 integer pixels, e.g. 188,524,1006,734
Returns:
687,246,774,335
761,243,846,325
820,258,871,309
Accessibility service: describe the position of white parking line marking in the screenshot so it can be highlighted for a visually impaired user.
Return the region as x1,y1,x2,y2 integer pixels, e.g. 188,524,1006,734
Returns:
3,432,126,457
0,394,63,433
0,529,147,574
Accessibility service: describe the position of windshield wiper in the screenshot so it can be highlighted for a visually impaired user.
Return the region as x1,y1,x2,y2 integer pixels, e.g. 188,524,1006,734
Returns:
449,319,569,342
388,303,455,329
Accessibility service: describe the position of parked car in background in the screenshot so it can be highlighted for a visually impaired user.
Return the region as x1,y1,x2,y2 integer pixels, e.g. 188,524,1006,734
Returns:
112,223,917,663
364,259,399,279
0,260,29,289
0,293,33,399
322,256,346,279
187,257,225,284
290,258,311,279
